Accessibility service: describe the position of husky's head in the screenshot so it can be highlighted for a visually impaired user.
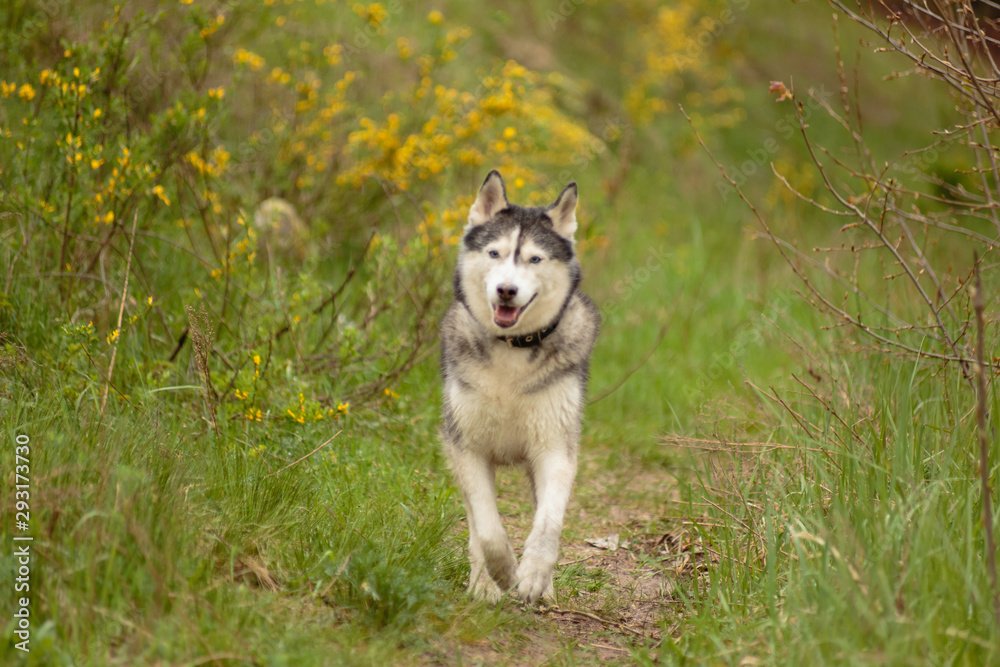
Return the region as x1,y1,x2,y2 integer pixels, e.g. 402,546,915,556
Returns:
455,170,581,336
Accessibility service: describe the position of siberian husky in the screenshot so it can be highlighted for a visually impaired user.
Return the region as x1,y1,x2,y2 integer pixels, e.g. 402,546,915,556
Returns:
440,170,600,603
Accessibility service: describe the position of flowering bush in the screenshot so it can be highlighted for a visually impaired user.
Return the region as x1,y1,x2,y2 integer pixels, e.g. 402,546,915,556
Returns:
0,0,738,428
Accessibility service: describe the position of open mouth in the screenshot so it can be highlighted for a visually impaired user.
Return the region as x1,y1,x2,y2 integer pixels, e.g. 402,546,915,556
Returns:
492,294,535,328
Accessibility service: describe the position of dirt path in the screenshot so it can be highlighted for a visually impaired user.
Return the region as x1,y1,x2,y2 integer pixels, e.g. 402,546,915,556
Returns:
435,447,705,664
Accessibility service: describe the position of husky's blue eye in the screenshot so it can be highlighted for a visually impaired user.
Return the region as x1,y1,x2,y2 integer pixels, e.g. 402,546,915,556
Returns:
529,256,542,264
488,250,500,259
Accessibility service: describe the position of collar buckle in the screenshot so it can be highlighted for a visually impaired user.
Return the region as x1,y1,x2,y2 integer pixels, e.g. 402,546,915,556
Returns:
496,321,559,349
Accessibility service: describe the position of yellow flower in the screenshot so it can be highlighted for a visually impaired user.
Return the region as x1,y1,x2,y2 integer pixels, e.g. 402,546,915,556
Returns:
337,401,350,413
323,44,343,66
354,3,388,25
107,329,119,344
17,84,35,101
253,354,261,366
210,145,230,173
428,9,443,24
233,48,265,71
152,184,171,206
396,37,412,60
269,67,290,84
186,151,208,175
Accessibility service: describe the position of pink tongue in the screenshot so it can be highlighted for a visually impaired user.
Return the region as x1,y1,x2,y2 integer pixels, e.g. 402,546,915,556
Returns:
493,305,519,327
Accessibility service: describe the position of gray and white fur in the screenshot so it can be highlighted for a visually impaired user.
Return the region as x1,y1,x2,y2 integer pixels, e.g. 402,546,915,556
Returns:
440,170,600,603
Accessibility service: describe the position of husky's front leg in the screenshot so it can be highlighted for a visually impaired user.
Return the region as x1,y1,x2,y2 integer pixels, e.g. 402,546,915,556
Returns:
517,449,578,603
450,447,518,600
462,494,505,603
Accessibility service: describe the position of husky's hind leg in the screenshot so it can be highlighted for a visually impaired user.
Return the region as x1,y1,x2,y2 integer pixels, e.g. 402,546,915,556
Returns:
516,448,577,603
450,447,517,599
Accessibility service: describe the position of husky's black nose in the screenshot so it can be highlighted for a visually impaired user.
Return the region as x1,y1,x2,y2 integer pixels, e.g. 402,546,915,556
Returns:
496,284,518,301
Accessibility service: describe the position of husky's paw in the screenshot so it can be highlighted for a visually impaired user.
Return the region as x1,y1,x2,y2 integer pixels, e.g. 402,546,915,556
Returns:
482,540,518,591
514,561,554,604
469,575,504,604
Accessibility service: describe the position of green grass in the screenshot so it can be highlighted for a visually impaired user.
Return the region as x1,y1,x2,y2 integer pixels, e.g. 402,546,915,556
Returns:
651,356,1000,664
3,0,1000,664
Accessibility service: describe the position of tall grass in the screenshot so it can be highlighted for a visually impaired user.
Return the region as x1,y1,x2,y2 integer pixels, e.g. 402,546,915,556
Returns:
0,371,480,663
657,319,1000,665
3,0,1000,664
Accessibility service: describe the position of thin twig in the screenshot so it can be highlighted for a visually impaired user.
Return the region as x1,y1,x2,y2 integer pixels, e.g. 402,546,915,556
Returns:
682,105,980,367
661,434,826,454
538,605,656,642
590,643,630,653
790,373,863,448
558,554,596,567
589,297,677,405
100,211,138,418
4,216,31,296
265,431,341,478
972,251,1000,631
268,229,377,346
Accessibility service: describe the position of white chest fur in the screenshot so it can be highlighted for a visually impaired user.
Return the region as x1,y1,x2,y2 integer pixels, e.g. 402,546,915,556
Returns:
445,343,583,465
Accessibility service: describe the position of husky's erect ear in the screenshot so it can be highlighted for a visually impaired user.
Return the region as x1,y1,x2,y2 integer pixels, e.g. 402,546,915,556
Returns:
547,182,578,239
468,170,508,227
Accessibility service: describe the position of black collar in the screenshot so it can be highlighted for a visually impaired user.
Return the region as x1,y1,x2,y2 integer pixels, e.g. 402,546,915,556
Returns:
497,318,559,348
